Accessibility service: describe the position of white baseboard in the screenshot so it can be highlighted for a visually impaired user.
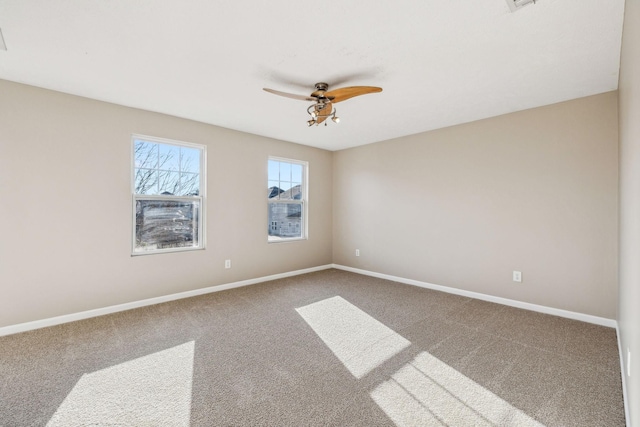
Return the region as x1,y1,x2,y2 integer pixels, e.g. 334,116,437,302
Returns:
331,264,617,328
0,263,617,331
0,264,333,337
616,324,631,427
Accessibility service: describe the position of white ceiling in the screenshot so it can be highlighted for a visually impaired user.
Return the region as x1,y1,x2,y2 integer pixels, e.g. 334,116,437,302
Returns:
0,0,626,151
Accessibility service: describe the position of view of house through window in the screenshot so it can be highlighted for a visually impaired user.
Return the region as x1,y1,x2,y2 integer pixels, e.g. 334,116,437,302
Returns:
268,157,307,241
132,136,205,254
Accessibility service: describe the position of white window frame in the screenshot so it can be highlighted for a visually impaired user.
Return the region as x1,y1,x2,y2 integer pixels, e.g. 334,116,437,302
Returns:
131,134,206,255
268,156,308,243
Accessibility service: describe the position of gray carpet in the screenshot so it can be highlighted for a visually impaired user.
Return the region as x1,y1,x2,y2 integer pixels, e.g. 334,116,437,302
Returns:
0,269,626,426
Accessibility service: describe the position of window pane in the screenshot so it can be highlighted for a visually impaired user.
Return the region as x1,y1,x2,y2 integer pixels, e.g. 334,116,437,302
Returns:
268,181,281,198
158,144,180,172
135,169,159,195
159,171,180,195
181,147,200,173
134,140,202,196
134,140,158,169
291,164,302,183
268,160,280,181
135,199,200,252
291,185,302,200
268,202,302,240
279,162,291,182
292,181,302,197
179,173,199,196
133,137,205,254
267,157,306,242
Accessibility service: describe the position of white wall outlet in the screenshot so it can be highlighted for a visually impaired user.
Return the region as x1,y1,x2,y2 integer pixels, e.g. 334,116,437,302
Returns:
225,259,231,269
628,348,631,377
355,249,360,257
513,271,522,282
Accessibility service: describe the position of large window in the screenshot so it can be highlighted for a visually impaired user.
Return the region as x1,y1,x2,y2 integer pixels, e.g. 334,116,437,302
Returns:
132,135,205,254
268,157,307,242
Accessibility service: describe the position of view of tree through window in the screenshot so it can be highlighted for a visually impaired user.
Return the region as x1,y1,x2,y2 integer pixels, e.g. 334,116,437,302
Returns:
268,158,306,241
134,140,200,196
133,137,204,254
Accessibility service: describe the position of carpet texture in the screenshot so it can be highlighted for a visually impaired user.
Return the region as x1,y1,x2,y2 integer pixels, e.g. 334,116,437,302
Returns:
0,269,626,426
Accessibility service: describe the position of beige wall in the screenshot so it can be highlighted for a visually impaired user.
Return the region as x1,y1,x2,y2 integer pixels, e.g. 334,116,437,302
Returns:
333,92,619,319
0,79,624,351
0,80,333,328
618,0,639,423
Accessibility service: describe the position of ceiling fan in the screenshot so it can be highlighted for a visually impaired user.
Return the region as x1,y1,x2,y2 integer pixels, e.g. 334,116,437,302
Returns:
263,82,383,126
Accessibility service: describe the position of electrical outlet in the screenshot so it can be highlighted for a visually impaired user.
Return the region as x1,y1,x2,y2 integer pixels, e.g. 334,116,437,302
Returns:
513,271,522,282
355,249,360,257
225,259,231,269
628,348,631,377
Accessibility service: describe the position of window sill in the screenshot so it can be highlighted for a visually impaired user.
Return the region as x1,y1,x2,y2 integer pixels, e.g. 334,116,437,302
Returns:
267,237,307,244
131,246,205,256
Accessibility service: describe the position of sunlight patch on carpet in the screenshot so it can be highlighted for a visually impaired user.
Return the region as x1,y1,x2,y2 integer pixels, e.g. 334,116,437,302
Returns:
47,341,195,427
296,296,410,378
371,351,545,426
298,296,544,426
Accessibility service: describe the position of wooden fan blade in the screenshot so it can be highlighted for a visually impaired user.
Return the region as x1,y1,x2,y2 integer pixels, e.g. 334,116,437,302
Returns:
314,103,333,125
263,88,315,101
325,86,382,103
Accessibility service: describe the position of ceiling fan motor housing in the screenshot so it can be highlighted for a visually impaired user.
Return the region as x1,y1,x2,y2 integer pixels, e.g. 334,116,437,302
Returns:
311,82,332,100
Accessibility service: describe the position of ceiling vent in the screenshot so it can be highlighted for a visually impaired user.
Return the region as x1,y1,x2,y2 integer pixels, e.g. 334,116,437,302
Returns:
506,0,536,12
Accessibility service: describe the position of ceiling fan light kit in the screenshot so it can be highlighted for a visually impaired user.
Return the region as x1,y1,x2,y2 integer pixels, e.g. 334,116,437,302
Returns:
306,103,339,127
263,81,382,127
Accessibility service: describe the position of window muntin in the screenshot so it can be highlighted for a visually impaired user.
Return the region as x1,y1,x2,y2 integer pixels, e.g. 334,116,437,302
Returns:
268,158,307,242
132,136,205,254
134,141,201,196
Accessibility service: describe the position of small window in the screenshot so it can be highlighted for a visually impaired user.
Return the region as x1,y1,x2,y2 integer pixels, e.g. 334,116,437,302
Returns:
132,135,205,254
268,157,307,242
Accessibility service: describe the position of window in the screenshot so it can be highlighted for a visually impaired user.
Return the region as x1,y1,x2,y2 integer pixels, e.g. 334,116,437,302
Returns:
268,157,307,242
132,135,205,254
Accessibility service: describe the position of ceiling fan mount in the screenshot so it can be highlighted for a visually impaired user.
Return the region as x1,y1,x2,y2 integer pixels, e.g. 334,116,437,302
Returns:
310,82,330,100
263,81,382,126
314,82,329,91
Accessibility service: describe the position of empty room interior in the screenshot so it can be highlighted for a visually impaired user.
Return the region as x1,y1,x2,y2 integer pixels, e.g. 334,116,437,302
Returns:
1,1,639,426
